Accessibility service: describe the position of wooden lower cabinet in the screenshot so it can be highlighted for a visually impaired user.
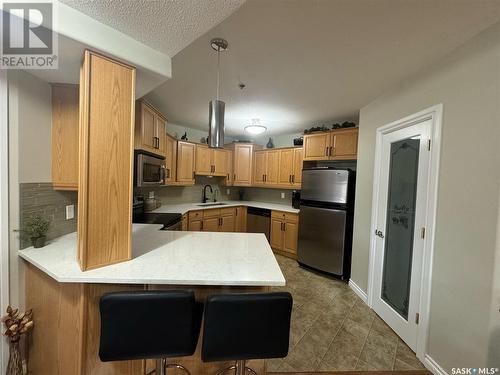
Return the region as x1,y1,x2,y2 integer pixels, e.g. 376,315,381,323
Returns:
181,214,188,231
186,207,247,233
25,264,267,375
270,211,299,259
235,206,247,232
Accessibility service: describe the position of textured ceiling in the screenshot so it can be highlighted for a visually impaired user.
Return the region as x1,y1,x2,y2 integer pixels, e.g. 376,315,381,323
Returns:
58,0,246,56
145,0,500,136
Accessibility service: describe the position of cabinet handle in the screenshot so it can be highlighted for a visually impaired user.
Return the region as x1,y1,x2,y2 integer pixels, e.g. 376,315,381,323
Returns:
284,222,286,231
292,175,295,183
330,146,333,157
234,173,236,180
227,173,229,179
325,147,329,156
192,171,195,179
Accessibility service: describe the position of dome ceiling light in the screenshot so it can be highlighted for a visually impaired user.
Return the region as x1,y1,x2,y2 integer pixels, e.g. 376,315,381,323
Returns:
244,119,267,135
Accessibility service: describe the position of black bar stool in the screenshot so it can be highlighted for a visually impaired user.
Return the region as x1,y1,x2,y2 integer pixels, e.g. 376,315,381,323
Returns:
99,290,203,375
201,292,293,375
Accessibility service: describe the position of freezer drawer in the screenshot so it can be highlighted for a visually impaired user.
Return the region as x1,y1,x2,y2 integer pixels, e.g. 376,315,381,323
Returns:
301,169,349,204
297,205,347,275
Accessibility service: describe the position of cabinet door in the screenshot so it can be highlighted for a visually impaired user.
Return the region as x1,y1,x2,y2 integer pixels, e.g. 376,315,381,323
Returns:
220,214,235,232
189,219,202,231
253,151,266,186
265,150,280,185
141,104,157,150
233,144,253,186
270,218,284,250
293,147,303,186
235,206,247,232
331,128,358,160
203,217,220,232
303,132,330,161
176,141,195,184
51,84,79,190
213,149,228,177
181,214,188,231
283,215,299,255
224,150,233,185
278,148,294,186
195,145,212,175
155,116,167,155
165,134,177,184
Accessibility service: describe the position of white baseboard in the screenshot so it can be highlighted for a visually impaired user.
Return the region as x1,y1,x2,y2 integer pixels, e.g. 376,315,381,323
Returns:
348,279,367,304
424,355,448,375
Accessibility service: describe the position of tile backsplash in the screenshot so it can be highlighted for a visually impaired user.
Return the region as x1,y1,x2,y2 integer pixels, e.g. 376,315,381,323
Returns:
19,183,78,249
135,176,240,205
135,176,295,207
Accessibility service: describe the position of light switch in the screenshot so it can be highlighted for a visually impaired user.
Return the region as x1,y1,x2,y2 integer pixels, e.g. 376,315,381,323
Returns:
66,205,75,220
281,192,285,199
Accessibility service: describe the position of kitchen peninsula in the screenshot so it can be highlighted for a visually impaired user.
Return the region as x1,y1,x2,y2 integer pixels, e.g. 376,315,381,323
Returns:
19,224,285,375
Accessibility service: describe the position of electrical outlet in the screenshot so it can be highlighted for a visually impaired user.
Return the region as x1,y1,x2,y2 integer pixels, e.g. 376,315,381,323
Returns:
148,191,155,199
226,189,230,195
66,205,75,220
281,192,285,199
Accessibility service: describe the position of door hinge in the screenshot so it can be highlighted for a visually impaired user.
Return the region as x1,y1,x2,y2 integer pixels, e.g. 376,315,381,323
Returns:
421,227,426,239
427,139,431,151
415,313,420,325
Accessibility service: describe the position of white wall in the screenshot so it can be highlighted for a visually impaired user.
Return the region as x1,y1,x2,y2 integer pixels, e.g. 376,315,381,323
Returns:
17,72,52,183
351,22,500,370
7,70,53,309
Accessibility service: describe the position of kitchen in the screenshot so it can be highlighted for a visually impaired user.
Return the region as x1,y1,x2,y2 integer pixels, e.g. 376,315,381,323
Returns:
2,1,500,375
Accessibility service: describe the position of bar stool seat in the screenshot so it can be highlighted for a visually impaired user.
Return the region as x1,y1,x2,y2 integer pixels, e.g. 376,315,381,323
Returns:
201,292,293,374
99,290,203,374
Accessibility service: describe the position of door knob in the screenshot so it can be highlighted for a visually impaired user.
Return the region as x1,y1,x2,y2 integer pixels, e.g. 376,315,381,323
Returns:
375,230,384,238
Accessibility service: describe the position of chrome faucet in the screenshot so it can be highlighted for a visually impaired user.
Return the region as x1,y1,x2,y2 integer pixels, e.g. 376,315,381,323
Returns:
202,184,213,203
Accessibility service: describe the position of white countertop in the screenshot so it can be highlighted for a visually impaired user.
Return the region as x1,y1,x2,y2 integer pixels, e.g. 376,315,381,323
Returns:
152,200,299,215
18,224,286,286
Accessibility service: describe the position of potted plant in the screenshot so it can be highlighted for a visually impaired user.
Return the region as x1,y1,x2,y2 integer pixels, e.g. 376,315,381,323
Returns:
22,214,50,248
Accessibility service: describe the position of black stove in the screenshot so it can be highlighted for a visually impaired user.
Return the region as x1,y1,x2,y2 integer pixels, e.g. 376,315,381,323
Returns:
132,202,182,230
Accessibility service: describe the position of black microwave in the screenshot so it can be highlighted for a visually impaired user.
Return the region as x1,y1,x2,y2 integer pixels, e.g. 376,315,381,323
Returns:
134,151,166,187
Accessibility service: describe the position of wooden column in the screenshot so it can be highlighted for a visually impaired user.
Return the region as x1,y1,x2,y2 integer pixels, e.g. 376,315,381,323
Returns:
77,50,136,270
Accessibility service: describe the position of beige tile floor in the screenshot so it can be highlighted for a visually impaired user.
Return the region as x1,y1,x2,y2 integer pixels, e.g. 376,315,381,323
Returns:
267,255,426,372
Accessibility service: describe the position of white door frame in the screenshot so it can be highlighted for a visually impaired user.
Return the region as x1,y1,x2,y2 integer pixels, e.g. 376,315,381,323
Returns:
367,104,443,361
0,69,10,373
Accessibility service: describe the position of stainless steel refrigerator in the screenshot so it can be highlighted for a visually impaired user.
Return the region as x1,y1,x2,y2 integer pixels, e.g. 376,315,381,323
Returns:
297,168,355,279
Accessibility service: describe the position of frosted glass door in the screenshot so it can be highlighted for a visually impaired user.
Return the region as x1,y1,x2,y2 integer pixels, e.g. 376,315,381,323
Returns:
381,139,420,320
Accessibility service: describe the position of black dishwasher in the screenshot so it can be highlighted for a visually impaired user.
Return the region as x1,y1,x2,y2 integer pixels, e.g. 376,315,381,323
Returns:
246,207,271,241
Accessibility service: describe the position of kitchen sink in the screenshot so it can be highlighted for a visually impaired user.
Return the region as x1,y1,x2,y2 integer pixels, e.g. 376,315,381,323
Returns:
197,202,228,207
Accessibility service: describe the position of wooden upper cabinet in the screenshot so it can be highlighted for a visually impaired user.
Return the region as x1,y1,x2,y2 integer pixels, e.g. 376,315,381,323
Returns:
213,149,228,177
230,143,257,186
278,148,294,186
293,147,303,186
134,100,167,156
165,133,177,184
195,145,228,177
303,128,358,161
331,128,358,160
176,141,195,184
51,84,79,190
266,150,280,185
77,50,135,271
224,149,233,185
253,151,266,186
195,145,212,175
303,132,331,160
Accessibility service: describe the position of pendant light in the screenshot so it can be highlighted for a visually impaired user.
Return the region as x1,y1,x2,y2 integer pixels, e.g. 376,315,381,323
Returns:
208,38,228,148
